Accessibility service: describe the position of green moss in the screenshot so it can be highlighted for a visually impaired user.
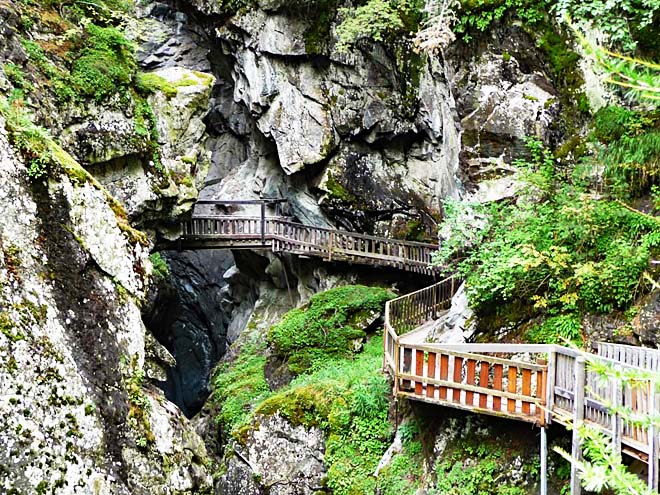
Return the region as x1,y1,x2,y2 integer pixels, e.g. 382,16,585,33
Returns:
268,285,395,374
533,23,589,120
70,24,136,102
0,313,25,343
325,172,356,203
0,98,149,246
135,72,178,98
301,0,339,54
123,356,155,448
149,253,170,281
212,339,270,435
394,43,424,118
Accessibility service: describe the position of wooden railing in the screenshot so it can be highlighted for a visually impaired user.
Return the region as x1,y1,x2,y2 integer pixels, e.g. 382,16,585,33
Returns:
597,341,660,372
383,278,660,487
174,215,442,275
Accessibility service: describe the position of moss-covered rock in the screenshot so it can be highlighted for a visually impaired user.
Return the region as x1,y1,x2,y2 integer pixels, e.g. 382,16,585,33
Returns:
268,284,395,374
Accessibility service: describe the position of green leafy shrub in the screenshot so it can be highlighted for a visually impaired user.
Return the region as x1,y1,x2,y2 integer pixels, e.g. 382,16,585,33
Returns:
525,313,583,345
554,0,660,51
455,0,547,41
335,0,423,52
439,139,660,340
268,285,395,374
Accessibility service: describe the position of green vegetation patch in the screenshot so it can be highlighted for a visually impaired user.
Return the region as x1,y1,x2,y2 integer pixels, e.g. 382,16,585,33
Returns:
455,0,548,42
257,337,392,495
375,421,424,495
70,23,136,102
268,285,395,374
212,339,271,434
438,138,660,340
211,286,396,494
592,106,660,198
149,253,170,281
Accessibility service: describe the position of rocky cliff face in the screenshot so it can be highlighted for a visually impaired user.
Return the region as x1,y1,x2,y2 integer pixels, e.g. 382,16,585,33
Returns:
0,0,593,492
0,116,212,494
183,0,563,237
0,1,216,493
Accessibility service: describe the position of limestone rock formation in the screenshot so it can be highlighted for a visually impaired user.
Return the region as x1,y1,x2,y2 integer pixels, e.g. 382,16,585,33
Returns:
0,115,212,494
217,413,327,495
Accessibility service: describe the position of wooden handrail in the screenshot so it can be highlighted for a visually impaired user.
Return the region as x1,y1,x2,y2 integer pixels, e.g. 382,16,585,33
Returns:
170,215,443,276
383,273,660,474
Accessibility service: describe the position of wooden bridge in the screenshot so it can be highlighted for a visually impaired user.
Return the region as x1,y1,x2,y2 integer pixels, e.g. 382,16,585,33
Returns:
384,276,660,494
162,199,660,494
159,199,441,276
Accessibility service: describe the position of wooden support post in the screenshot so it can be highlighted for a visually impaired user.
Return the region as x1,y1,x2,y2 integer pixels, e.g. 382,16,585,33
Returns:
545,351,556,426
522,368,532,415
479,362,489,409
453,356,463,403
540,426,548,495
570,356,586,495
439,354,449,400
427,352,437,399
466,359,476,407
648,382,658,490
493,364,503,411
610,368,622,457
508,366,518,413
260,202,266,245
328,231,334,261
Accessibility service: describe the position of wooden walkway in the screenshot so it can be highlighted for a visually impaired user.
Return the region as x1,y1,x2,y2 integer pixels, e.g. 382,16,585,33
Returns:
164,199,660,493
160,214,441,276
384,276,660,493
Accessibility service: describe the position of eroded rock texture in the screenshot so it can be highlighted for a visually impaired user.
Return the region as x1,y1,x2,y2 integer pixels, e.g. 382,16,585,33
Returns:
0,115,212,494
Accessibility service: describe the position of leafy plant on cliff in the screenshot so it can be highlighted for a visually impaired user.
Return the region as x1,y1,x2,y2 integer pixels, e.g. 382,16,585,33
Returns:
454,0,547,41
335,0,423,52
439,139,660,339
555,0,660,52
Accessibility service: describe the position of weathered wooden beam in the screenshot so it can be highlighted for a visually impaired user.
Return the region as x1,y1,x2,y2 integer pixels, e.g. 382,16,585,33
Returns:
649,384,658,490
571,356,586,495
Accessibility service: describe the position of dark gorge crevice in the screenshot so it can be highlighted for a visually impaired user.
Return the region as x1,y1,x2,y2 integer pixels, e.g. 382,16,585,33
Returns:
143,250,236,417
